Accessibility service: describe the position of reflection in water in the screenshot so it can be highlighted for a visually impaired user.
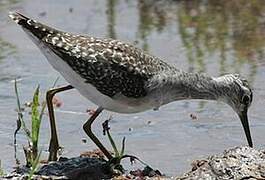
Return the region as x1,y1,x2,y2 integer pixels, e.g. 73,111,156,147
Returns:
133,0,264,83
0,0,19,8
0,38,16,62
177,0,265,83
0,0,19,62
106,0,265,111
106,0,117,39
137,0,167,51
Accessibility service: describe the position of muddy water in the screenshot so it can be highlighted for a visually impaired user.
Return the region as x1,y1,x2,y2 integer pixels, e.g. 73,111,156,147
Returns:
0,0,265,176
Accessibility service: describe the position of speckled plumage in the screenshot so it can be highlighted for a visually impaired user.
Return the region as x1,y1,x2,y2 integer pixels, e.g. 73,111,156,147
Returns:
10,12,177,100
9,12,253,113
9,12,254,148
45,34,175,98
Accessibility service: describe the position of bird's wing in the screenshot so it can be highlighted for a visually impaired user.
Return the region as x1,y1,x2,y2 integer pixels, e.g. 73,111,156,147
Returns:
9,12,175,98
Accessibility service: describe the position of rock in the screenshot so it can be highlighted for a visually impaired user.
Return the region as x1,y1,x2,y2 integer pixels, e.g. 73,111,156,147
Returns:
37,156,113,179
176,146,265,179
1,157,112,180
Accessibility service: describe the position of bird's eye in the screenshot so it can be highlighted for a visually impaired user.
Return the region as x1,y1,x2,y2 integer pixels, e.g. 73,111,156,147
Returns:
242,95,250,105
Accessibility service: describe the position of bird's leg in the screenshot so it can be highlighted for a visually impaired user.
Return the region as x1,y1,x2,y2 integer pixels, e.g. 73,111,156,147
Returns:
83,107,113,160
46,84,74,161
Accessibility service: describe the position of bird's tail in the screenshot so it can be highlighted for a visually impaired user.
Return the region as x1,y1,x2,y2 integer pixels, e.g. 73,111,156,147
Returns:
9,12,29,24
9,12,58,39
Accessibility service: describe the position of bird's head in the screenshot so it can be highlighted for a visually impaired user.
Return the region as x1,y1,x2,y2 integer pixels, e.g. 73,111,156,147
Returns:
217,74,253,147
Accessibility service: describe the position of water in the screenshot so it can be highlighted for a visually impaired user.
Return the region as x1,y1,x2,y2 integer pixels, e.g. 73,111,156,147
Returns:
0,0,265,176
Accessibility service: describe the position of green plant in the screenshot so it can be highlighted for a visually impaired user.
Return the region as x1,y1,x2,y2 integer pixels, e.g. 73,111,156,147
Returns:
0,160,4,176
102,117,126,173
31,85,43,160
14,79,59,178
102,117,125,162
27,151,41,180
14,78,59,169
14,80,45,167
102,118,149,173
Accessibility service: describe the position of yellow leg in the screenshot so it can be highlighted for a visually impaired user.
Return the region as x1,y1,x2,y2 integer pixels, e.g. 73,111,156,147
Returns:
46,85,74,161
83,107,113,160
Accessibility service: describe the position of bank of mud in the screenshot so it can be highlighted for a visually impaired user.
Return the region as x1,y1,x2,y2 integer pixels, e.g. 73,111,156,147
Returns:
1,146,265,179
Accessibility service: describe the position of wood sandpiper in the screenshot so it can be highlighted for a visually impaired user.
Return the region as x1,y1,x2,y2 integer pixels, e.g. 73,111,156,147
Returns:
9,12,253,161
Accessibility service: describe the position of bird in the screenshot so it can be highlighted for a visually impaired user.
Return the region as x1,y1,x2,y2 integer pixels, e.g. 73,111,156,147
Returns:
9,12,253,161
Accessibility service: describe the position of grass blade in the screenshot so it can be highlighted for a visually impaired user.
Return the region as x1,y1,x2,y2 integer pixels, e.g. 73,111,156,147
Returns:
14,79,22,113
39,101,46,125
27,150,41,180
0,160,4,176
14,79,31,139
120,137,126,157
107,130,119,157
31,85,40,159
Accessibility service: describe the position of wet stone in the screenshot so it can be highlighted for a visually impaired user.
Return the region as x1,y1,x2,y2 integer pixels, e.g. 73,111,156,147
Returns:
176,146,265,179
37,157,110,176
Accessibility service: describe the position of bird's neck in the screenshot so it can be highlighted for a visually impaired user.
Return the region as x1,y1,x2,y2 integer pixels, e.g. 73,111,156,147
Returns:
169,72,228,102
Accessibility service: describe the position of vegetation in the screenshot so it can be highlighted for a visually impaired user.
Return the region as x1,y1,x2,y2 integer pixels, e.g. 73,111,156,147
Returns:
103,117,150,173
103,117,126,169
13,77,60,179
27,151,41,180
0,160,4,176
14,80,45,168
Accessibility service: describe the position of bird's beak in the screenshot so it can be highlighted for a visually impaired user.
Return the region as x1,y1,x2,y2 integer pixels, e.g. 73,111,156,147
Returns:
238,109,253,147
